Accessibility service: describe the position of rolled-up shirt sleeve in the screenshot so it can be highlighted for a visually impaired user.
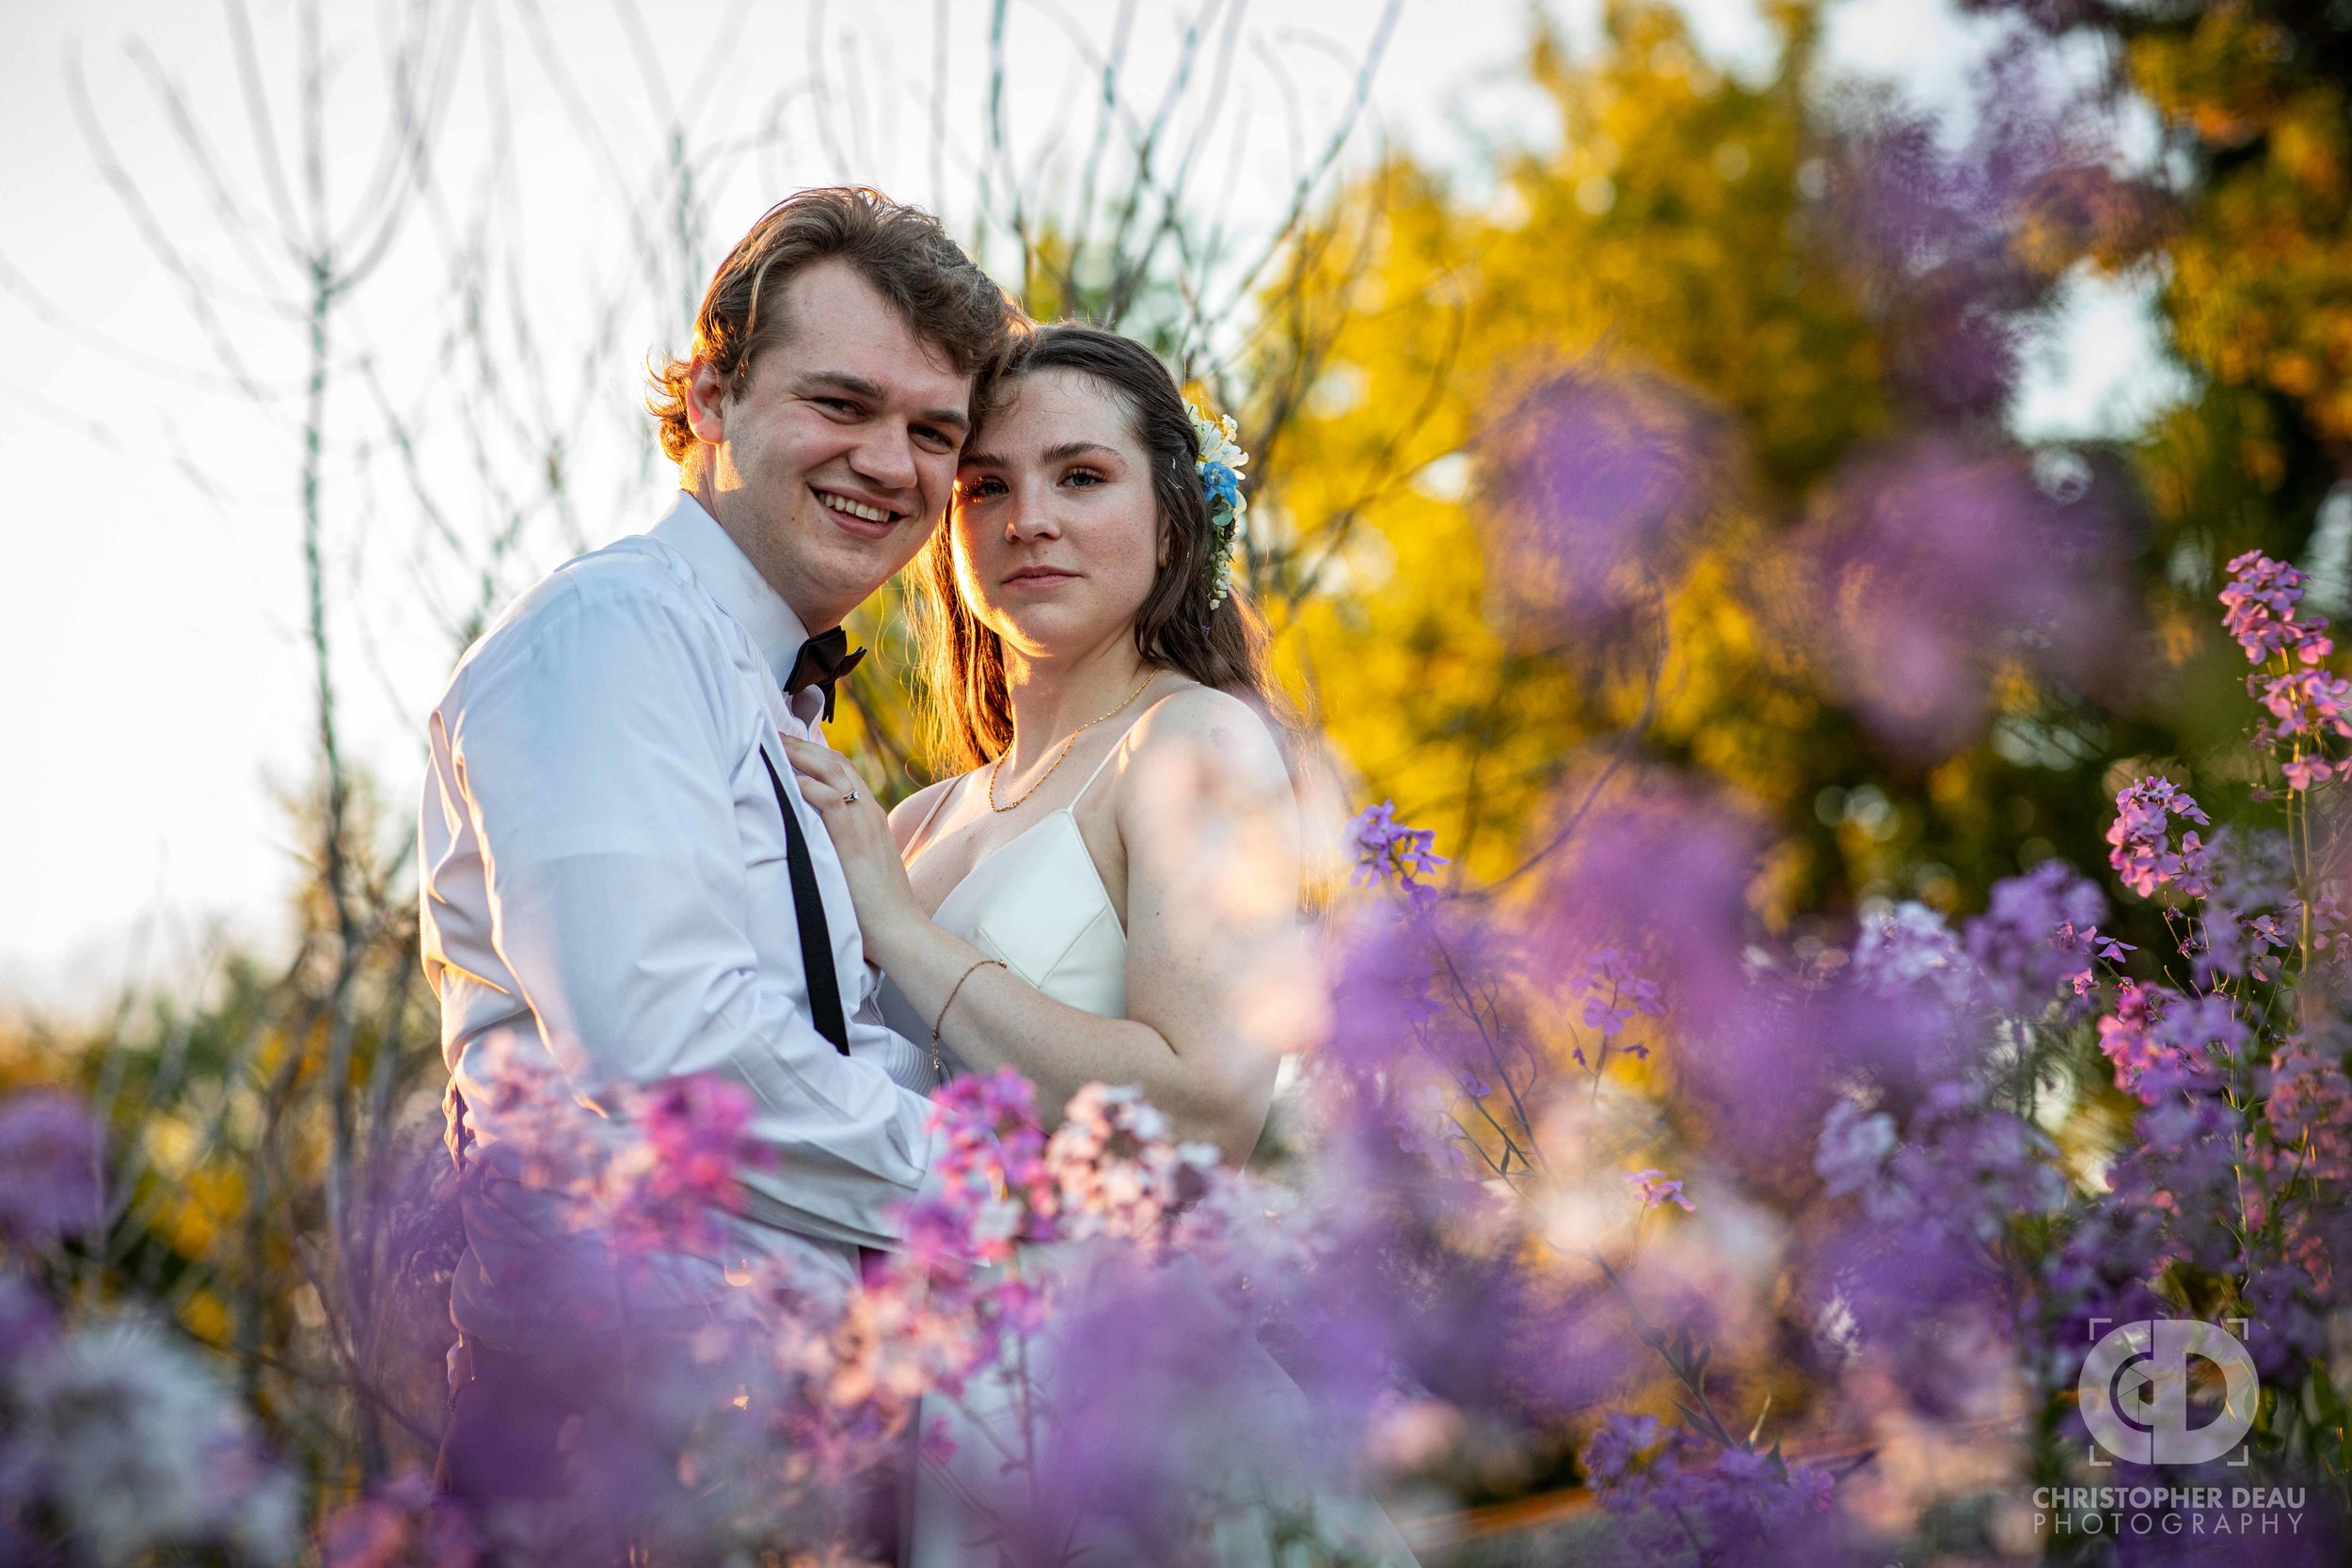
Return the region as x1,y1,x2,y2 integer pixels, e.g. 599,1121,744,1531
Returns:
445,578,932,1250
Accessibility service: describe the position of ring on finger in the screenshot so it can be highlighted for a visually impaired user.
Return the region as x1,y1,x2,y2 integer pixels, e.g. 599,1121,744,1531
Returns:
842,790,862,806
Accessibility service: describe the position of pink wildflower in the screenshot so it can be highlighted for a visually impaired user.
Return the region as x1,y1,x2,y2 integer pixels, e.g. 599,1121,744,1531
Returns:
599,1074,772,1256
921,1068,1057,1261
1045,1083,1216,1243
2220,550,2334,666
2263,1039,2352,1189
2097,983,2235,1103
2105,776,2212,897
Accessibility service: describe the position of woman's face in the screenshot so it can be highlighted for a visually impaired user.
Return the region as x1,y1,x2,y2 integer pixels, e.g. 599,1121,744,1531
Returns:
950,368,1165,663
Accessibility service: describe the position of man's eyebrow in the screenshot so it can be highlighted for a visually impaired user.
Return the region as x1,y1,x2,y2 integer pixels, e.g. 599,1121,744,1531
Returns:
792,370,884,401
793,369,971,436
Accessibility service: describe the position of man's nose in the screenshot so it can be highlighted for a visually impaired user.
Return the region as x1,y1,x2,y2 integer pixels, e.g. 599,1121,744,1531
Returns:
849,425,920,494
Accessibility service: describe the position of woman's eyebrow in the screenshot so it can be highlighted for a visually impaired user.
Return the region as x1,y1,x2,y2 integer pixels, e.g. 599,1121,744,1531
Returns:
959,440,1122,471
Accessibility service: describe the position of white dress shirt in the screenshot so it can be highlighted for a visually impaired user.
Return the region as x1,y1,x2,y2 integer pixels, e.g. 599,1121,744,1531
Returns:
420,492,935,1345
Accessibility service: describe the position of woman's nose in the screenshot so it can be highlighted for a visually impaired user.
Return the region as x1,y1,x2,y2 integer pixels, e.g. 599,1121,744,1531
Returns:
1006,483,1061,540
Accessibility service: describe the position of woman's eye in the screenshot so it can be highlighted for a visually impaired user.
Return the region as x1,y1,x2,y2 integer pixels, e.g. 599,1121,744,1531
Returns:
960,476,1007,499
1062,468,1103,487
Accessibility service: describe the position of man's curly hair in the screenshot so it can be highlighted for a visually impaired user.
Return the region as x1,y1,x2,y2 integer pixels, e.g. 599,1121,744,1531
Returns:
647,187,1017,465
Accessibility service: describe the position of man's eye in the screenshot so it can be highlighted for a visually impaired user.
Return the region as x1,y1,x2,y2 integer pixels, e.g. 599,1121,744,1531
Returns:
914,426,955,451
817,398,858,415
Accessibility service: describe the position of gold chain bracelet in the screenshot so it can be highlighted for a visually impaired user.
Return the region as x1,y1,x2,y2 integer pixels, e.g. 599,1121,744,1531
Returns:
930,958,1007,1081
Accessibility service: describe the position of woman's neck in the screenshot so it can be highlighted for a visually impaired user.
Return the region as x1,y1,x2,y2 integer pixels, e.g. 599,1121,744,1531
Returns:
1000,640,1156,769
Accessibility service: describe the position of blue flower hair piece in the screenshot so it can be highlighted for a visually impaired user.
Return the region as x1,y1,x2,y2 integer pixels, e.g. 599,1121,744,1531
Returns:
1186,399,1249,610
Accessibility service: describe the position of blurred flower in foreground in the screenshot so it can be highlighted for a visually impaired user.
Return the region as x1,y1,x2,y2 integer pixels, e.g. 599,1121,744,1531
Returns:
319,1467,481,1568
595,1073,775,1256
1478,364,1722,653
1819,38,2106,420
1581,1410,1842,1567
1046,1083,1218,1243
1800,437,2135,758
0,1089,104,1252
1624,1168,1695,1212
4,1314,300,1567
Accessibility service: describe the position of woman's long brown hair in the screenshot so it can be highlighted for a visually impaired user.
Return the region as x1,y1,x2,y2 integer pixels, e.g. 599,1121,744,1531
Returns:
909,324,1277,772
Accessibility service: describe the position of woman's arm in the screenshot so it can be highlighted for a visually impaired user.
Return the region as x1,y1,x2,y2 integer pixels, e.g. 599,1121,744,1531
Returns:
782,694,1299,1162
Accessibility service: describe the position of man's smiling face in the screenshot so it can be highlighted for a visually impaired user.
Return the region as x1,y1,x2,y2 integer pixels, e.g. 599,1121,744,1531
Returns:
687,257,976,630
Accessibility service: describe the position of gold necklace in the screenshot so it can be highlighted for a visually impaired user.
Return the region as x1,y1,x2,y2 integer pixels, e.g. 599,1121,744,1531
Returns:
987,670,1159,813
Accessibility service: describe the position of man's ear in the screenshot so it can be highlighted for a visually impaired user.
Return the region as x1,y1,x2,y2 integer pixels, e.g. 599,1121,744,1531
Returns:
684,356,730,447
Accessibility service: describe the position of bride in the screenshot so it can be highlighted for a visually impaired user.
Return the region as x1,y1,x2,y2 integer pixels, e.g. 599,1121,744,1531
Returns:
783,322,1296,1150
784,325,1412,1564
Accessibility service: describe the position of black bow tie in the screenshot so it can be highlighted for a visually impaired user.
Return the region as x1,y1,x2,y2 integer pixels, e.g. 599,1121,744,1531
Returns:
785,627,866,721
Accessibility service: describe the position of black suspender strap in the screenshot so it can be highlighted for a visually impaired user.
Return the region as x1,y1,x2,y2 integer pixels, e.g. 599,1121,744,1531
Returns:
762,746,852,1054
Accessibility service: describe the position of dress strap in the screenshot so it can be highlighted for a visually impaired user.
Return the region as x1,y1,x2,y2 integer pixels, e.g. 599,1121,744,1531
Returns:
1070,689,1184,810
903,771,963,860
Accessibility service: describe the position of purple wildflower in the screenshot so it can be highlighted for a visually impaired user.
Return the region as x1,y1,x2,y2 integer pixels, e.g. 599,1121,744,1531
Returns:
1963,859,2116,1013
1623,1168,1695,1212
1347,800,1449,906
2255,667,2352,764
2097,982,2201,1103
1574,945,1666,1046
1581,1412,1841,1565
1852,900,1973,1005
918,1067,1057,1260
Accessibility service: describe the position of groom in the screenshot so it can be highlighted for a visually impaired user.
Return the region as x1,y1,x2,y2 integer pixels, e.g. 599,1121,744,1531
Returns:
419,187,1016,1506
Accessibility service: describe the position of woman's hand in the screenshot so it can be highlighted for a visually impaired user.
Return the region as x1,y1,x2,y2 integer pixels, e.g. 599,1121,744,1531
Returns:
780,738,928,965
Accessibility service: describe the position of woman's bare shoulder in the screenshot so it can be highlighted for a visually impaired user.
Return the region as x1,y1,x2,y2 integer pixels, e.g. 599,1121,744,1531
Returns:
1122,683,1292,799
887,774,967,853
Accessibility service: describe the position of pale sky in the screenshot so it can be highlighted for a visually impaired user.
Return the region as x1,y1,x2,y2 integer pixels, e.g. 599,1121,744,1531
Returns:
0,0,2176,1011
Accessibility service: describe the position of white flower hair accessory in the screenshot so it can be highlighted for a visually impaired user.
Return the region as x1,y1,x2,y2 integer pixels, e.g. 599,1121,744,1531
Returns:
1186,399,1249,611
